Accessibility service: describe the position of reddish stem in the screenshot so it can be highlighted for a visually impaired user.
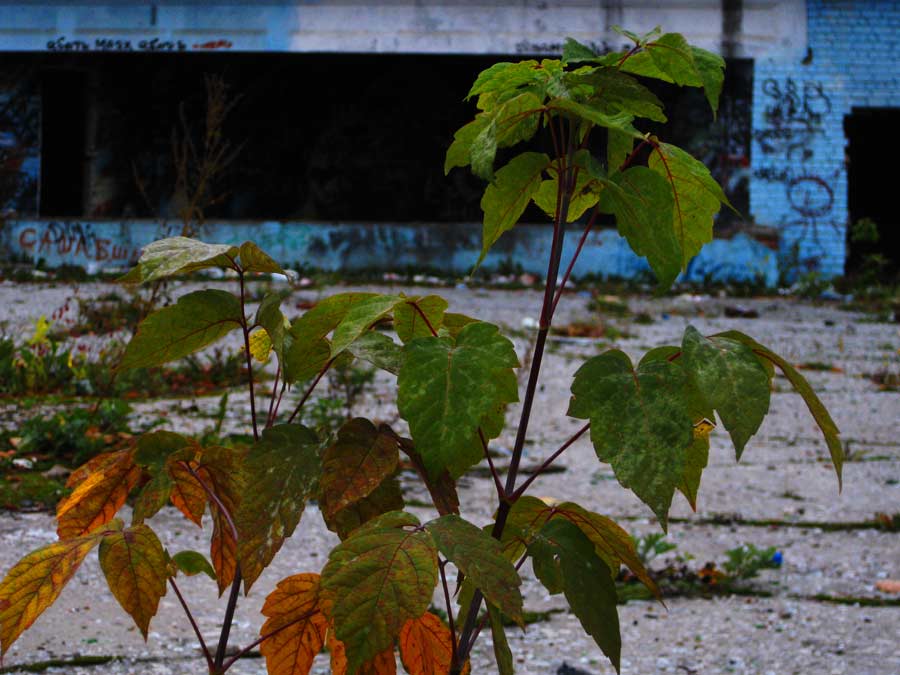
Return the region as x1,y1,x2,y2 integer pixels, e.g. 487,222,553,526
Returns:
287,358,334,424
511,422,590,500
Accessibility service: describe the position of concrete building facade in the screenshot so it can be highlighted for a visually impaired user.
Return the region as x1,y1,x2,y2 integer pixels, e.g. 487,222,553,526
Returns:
0,1,897,283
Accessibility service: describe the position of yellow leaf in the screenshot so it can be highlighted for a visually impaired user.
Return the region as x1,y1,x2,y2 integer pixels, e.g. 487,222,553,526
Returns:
98,524,169,639
56,450,142,539
0,531,104,655
260,574,328,675
249,328,273,363
399,612,454,675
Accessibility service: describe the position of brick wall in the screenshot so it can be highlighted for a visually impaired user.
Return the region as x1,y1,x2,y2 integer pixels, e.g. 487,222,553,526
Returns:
750,0,900,279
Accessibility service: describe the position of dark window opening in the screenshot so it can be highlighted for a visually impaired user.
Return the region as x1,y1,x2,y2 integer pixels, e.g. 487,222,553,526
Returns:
21,52,753,226
39,69,87,216
845,107,900,274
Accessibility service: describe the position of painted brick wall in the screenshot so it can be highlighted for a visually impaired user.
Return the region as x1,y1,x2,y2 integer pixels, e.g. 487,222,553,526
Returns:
750,0,900,279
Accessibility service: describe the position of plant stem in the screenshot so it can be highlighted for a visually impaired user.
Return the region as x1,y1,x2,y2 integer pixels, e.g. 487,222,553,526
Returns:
479,429,506,500
511,422,590,500
265,365,281,428
286,358,334,424
439,559,459,670
452,118,578,671
550,208,599,316
238,272,259,441
168,578,214,672
214,572,243,672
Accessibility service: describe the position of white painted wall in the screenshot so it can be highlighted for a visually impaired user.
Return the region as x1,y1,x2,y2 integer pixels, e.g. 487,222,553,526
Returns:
0,0,806,60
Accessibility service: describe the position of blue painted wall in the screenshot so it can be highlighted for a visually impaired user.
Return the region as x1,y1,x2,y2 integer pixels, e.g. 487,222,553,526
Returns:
1,218,778,285
750,0,900,279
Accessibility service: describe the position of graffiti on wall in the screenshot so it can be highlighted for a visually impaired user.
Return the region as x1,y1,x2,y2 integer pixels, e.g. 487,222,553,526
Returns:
16,222,141,263
754,77,840,267
756,77,832,161
46,36,233,52
0,67,40,217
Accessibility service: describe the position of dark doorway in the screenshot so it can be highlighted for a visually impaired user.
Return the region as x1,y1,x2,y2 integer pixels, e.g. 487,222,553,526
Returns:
845,107,900,274
39,69,87,216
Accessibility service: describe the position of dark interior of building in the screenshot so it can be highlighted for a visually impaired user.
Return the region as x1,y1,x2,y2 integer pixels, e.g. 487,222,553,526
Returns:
20,52,751,224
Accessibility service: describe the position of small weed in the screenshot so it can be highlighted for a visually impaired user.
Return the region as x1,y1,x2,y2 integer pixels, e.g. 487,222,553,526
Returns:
0,473,68,511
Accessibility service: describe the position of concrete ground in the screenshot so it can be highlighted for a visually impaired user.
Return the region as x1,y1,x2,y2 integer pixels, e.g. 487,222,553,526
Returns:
0,280,898,674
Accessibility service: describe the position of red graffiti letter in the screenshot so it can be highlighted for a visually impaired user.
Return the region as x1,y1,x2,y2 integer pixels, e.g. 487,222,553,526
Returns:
95,238,110,261
18,228,36,251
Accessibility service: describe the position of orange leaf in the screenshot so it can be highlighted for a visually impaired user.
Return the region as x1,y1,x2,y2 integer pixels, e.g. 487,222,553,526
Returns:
65,451,121,489
98,524,169,639
56,450,142,539
167,459,207,527
320,419,399,518
0,531,103,655
196,447,243,596
399,613,454,675
329,630,397,675
260,573,328,675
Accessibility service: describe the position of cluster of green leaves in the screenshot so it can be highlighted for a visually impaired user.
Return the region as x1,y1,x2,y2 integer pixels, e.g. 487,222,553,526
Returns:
0,26,843,675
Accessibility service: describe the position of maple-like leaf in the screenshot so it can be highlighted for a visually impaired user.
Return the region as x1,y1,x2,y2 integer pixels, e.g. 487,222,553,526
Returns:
568,350,692,529
320,511,438,673
98,523,169,639
398,322,519,478
323,474,406,541
236,424,321,592
320,419,400,519
399,612,455,675
56,449,142,539
0,529,107,654
259,573,328,675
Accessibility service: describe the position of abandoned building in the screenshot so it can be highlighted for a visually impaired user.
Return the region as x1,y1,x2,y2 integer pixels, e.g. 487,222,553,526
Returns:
0,0,897,284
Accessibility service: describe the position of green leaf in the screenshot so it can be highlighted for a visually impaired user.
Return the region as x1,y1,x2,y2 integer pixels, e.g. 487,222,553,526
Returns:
680,432,709,511
347,330,404,376
606,128,634,175
323,473,405,540
171,550,217,580
394,295,448,343
647,33,703,87
397,438,460,517
425,515,523,624
598,165,679,289
691,46,725,114
126,237,237,284
562,37,599,64
479,152,550,266
320,511,439,673
134,431,194,471
398,322,519,478
467,61,542,102
648,141,730,268
575,69,667,122
546,98,643,139
471,92,544,180
118,290,242,370
488,603,514,675
504,496,658,598
320,419,399,518
236,424,321,592
681,326,771,457
329,294,403,357
440,312,479,338
98,524,168,640
568,350,692,529
445,116,489,174
533,161,600,223
283,292,376,383
530,520,620,671
131,471,173,525
256,292,289,364
239,241,285,276
714,331,844,487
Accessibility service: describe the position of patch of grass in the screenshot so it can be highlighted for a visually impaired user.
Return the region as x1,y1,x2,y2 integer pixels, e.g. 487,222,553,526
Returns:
0,473,68,510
